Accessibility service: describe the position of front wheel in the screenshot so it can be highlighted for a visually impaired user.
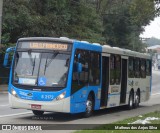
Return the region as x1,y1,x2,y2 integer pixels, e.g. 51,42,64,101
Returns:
83,95,94,118
32,110,44,116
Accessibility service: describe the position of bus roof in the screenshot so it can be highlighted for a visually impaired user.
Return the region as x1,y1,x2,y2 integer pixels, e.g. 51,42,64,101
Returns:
102,45,151,59
18,37,74,44
17,37,151,59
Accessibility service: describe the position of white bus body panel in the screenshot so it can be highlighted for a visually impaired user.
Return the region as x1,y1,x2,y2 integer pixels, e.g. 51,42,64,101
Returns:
9,93,70,113
127,77,151,103
102,46,151,108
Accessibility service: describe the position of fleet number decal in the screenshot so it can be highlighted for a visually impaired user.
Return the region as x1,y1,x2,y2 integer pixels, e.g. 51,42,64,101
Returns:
41,95,54,100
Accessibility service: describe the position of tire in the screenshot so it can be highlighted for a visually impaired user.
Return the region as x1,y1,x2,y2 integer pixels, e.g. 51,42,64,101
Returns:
83,94,94,118
127,92,134,110
134,92,140,108
32,110,44,116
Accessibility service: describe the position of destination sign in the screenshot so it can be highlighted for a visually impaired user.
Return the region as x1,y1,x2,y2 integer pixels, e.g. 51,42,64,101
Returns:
17,41,72,51
29,42,68,50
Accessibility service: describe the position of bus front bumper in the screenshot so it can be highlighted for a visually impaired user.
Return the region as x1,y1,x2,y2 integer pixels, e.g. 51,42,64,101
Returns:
9,93,70,113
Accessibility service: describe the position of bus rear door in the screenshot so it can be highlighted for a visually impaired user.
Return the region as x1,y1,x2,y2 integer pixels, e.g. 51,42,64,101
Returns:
100,54,110,108
120,57,128,104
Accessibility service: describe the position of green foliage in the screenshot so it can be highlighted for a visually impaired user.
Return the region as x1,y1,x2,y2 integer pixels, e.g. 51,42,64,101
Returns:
129,0,155,27
1,0,159,51
2,0,104,44
66,0,104,43
145,37,160,46
101,0,155,51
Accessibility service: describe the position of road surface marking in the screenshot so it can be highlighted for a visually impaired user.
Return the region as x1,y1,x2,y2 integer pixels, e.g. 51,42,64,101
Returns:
0,104,9,107
152,93,160,96
0,112,31,118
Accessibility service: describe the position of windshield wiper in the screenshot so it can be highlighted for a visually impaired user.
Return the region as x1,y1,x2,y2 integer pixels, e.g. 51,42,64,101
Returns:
32,56,36,75
28,50,34,66
44,56,48,75
44,52,59,75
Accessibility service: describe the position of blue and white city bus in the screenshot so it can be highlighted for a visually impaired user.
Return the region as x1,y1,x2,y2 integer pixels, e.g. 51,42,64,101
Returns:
4,37,152,117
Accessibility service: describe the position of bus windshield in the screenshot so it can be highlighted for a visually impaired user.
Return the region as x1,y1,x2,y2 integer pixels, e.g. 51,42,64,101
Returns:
13,51,70,88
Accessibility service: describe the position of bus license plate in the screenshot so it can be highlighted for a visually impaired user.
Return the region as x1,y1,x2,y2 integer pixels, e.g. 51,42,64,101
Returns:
31,104,41,110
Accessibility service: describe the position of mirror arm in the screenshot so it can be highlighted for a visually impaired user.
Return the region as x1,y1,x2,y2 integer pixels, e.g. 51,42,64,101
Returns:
3,47,15,67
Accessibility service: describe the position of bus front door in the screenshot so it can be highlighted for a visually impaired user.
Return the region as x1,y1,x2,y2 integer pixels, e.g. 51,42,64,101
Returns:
100,56,109,108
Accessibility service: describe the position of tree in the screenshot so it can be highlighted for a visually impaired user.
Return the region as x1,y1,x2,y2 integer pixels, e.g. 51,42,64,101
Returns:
2,0,32,42
1,0,160,52
100,0,155,51
66,0,104,43
2,0,104,44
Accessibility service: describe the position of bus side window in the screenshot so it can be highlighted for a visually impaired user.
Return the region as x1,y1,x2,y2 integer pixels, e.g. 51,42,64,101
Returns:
140,59,146,78
128,57,134,78
110,55,115,85
115,55,121,84
89,52,100,85
146,60,151,76
134,58,140,78
72,49,89,94
110,54,121,85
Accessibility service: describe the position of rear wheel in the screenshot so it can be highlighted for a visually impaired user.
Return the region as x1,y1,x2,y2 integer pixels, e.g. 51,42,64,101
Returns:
32,110,44,116
127,91,134,110
83,94,94,118
134,91,140,108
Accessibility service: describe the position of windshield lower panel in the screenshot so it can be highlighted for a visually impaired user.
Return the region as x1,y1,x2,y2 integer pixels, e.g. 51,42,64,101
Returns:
12,51,70,90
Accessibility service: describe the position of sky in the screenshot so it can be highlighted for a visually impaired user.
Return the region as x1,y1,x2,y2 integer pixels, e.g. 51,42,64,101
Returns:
140,17,160,39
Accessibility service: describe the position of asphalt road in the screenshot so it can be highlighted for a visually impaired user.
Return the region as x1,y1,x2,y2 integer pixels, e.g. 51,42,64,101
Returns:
0,70,160,132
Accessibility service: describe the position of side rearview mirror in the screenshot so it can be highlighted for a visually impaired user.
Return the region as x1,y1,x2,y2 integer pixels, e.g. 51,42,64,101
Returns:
3,52,9,67
3,47,15,67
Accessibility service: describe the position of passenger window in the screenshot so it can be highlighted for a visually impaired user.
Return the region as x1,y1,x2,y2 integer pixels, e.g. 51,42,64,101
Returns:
146,60,151,76
72,49,101,94
128,57,134,78
110,54,121,85
89,52,100,85
140,59,146,78
134,58,140,78
71,49,90,94
115,55,121,84
110,55,115,85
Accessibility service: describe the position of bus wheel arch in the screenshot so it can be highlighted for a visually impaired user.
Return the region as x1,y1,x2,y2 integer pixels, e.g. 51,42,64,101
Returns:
83,91,95,118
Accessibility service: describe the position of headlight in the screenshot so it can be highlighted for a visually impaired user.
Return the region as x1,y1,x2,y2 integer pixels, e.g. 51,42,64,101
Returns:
56,91,66,101
11,89,18,98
